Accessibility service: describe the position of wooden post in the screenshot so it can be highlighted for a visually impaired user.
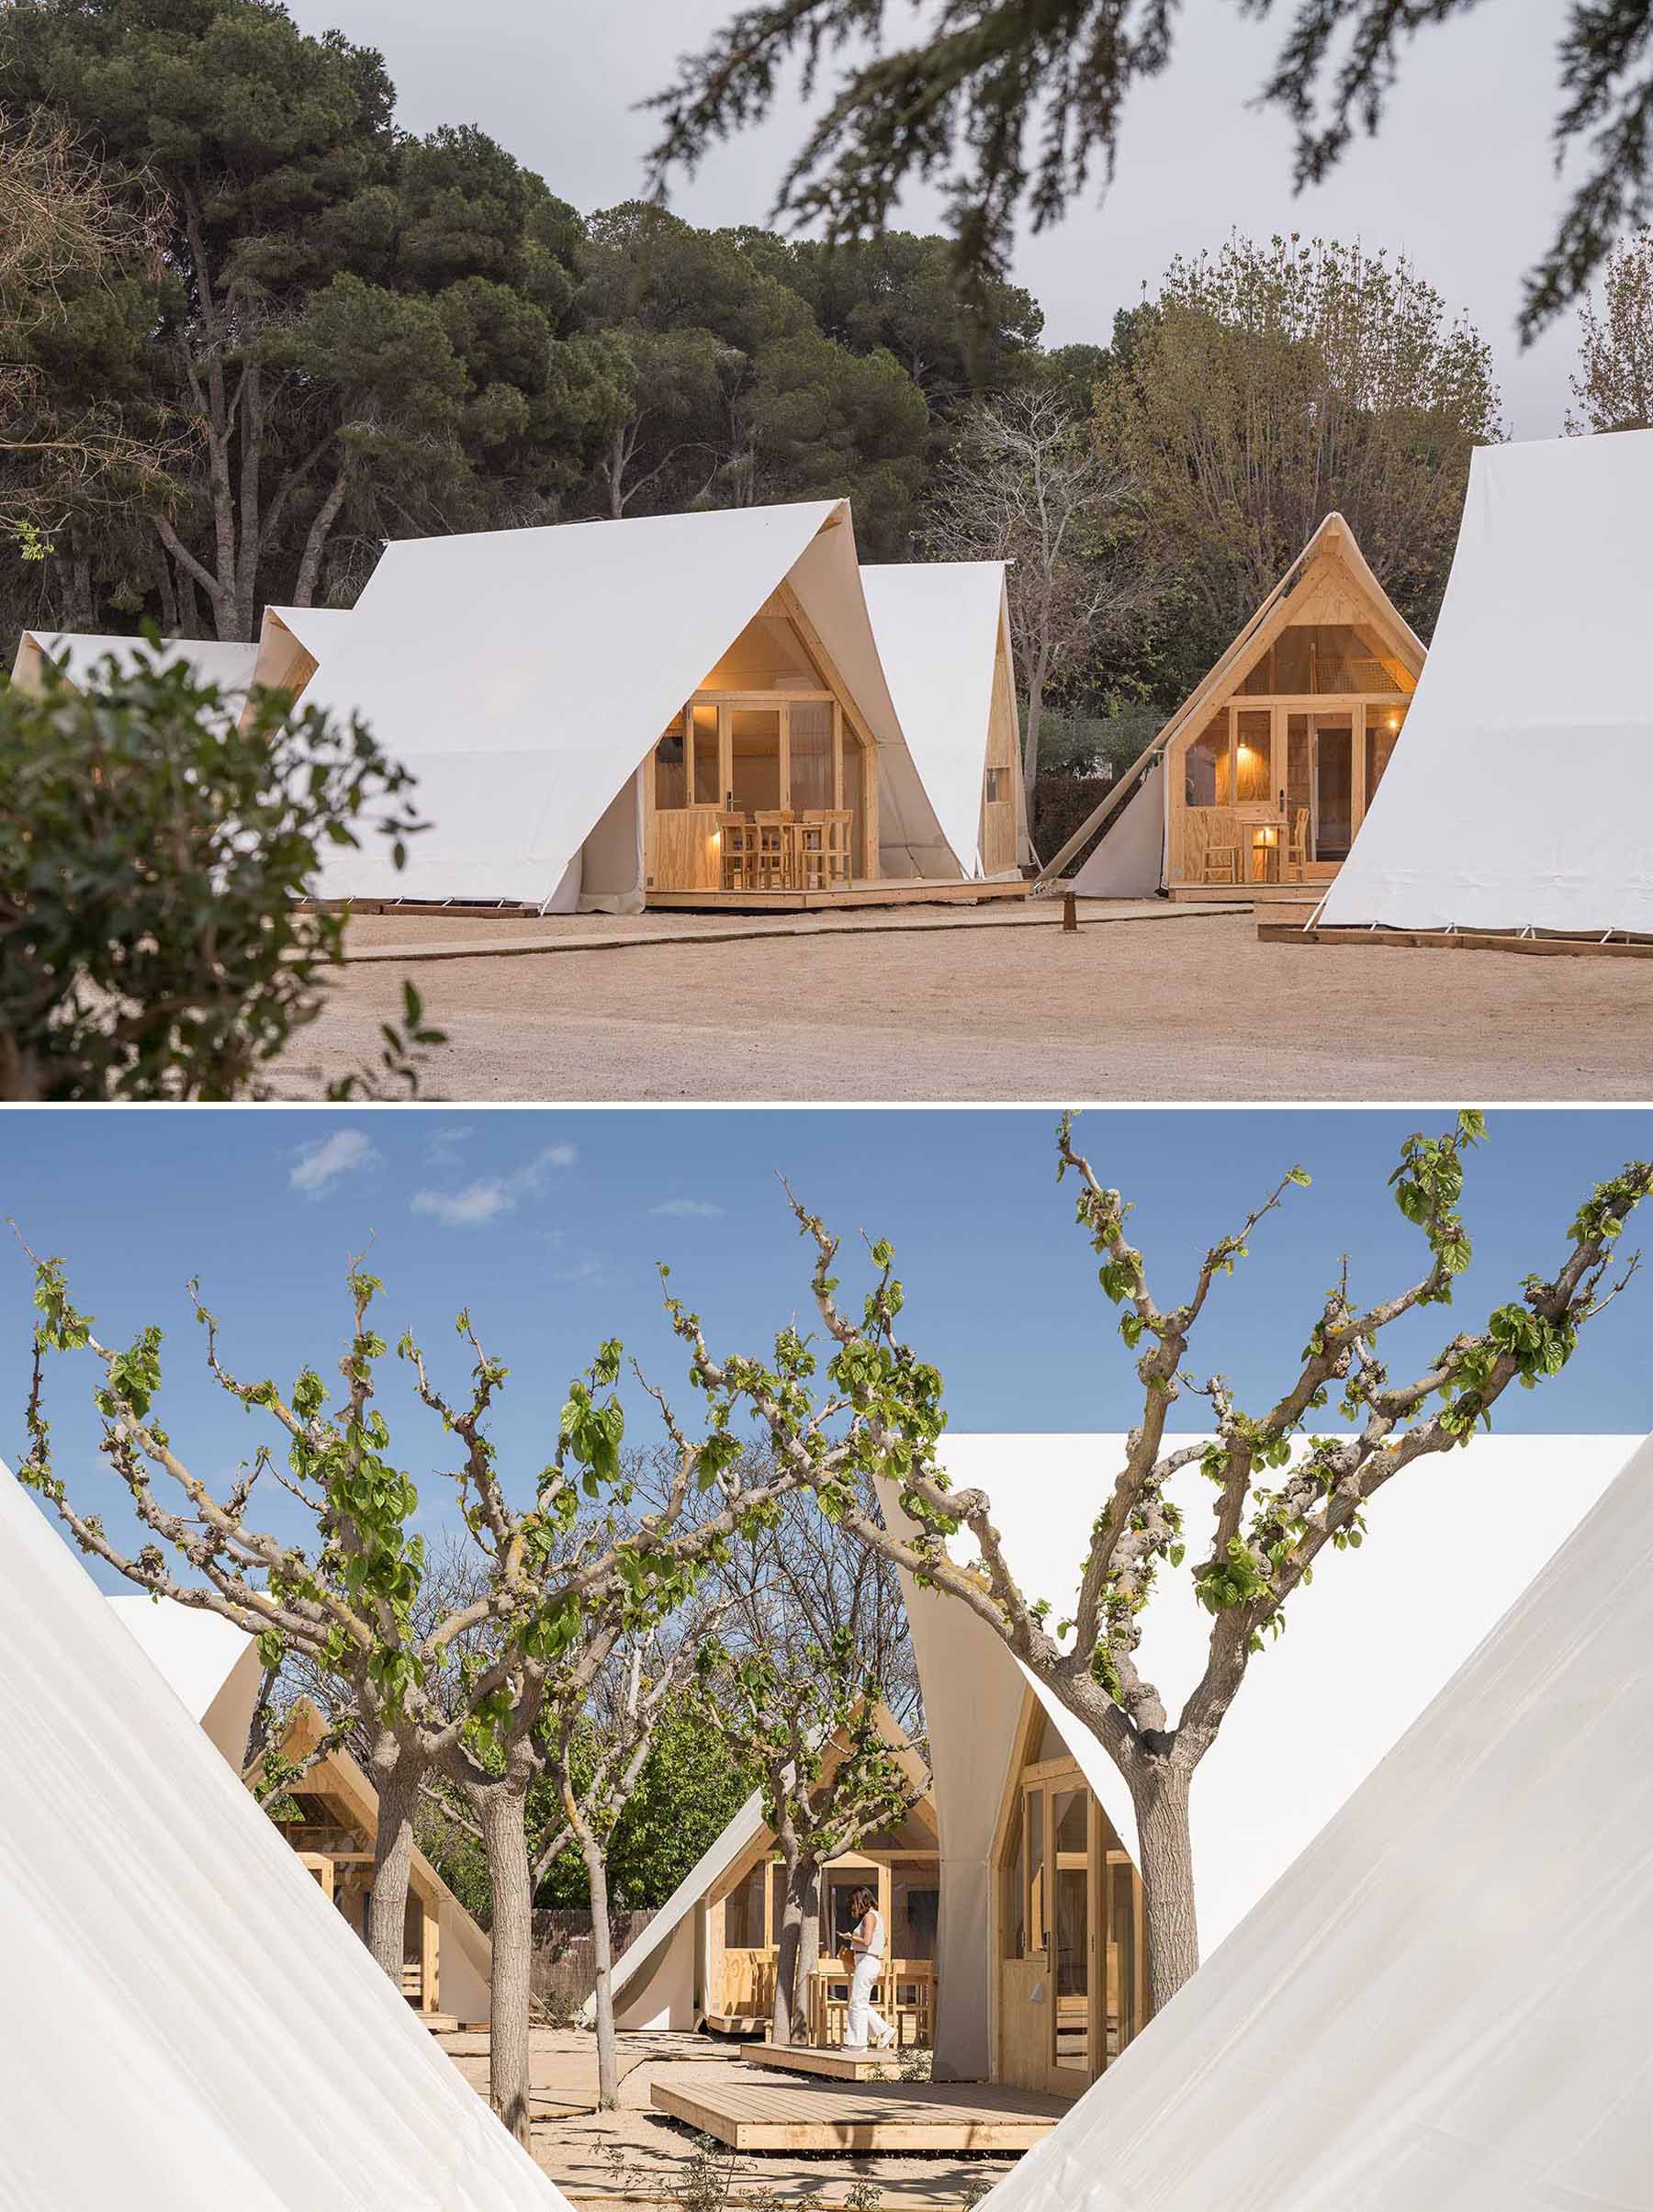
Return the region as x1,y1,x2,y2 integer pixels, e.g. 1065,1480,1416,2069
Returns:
1063,891,1077,932
420,1893,441,2015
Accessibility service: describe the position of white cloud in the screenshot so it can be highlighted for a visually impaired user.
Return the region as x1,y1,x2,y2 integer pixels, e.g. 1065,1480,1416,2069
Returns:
650,1197,725,1218
289,1128,379,1198
423,1122,474,1166
410,1140,578,1230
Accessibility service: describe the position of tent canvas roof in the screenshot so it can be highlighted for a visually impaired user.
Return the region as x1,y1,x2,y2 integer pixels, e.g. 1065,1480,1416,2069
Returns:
17,631,260,693
896,1432,1636,1952
979,1434,1653,2212
0,1462,566,2212
108,1594,264,1768
301,500,959,905
861,561,1007,878
1321,429,1653,934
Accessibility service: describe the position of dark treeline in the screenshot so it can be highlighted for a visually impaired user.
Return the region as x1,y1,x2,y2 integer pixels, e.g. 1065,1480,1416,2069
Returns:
0,0,1506,801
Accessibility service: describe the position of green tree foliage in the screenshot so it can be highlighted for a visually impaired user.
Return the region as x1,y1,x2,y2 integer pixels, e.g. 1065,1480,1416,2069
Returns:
648,0,1653,342
1096,236,1502,688
0,646,438,1099
531,1690,758,1910
1567,228,1653,433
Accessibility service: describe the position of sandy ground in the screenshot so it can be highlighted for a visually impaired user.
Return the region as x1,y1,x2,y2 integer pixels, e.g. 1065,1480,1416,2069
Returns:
276,905,1653,1102
439,2027,1018,2208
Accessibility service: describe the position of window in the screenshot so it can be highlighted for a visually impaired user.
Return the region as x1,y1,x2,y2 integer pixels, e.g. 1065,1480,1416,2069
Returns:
1233,711,1273,803
690,702,718,805
1184,712,1229,806
654,717,687,811
985,768,1002,803
1365,704,1407,803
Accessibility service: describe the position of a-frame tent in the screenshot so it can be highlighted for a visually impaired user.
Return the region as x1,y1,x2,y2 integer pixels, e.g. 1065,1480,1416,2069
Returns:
1319,428,1653,937
600,1701,934,2035
108,1593,265,1768
1041,515,1423,899
883,1432,1637,2088
976,1433,1653,2212
9,629,260,697
0,1459,566,2212
860,560,1029,880
299,500,961,910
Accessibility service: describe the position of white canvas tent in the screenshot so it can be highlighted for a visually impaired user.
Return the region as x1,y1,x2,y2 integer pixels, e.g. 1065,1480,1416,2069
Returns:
601,1792,770,2031
108,1592,264,1768
977,1433,1653,2212
860,560,1025,879
0,1460,567,2212
299,500,960,910
888,1431,1636,2082
1320,428,1653,935
10,629,260,696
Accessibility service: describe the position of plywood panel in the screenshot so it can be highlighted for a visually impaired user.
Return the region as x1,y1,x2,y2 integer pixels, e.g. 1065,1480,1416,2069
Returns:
652,2075,1065,2152
648,805,725,892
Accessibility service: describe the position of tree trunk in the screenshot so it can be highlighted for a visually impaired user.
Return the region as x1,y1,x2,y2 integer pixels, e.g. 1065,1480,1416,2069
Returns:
1130,1762,1199,2014
478,1783,535,2152
770,1852,819,2046
579,1826,621,2110
293,466,349,606
367,1743,421,1988
1022,635,1050,809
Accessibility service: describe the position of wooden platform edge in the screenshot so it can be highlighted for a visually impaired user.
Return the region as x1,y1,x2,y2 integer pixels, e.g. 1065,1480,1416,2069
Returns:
738,2042,899,2080
1259,923,1653,960
649,2081,1055,2154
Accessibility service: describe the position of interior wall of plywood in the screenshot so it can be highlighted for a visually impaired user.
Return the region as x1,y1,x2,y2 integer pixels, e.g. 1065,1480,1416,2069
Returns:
980,635,1023,877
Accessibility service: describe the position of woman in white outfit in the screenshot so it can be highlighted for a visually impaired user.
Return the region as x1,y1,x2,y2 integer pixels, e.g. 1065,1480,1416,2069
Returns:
842,1886,895,2051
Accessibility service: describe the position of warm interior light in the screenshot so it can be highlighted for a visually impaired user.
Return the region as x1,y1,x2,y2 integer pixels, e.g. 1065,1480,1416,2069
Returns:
1387,713,1400,731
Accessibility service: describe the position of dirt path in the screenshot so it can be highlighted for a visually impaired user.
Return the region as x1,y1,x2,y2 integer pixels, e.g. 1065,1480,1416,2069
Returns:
440,2027,1018,2208
278,912,1653,1102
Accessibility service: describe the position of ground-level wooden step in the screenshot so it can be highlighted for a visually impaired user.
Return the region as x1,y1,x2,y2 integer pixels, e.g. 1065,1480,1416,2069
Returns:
739,2042,908,2082
651,2075,1067,2152
1258,922,1653,960
703,2012,767,2038
646,879,1030,913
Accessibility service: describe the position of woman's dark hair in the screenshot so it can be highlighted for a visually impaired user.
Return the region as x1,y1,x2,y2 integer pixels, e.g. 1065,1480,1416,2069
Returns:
849,1886,876,1918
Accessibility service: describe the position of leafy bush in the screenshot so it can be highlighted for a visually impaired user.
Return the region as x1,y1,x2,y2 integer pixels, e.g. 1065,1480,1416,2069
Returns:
0,644,439,1099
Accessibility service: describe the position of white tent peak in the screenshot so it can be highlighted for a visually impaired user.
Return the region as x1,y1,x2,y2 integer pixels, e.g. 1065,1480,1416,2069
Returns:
1321,425,1653,934
861,560,1011,879
107,1593,264,1768
883,1431,1638,2082
0,1461,565,2210
302,496,961,908
983,1432,1653,2211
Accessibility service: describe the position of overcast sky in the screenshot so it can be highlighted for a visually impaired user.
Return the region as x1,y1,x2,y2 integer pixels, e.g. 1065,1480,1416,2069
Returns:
281,0,1590,439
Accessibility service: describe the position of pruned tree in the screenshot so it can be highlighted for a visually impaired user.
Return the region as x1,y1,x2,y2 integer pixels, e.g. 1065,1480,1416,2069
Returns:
662,1118,1652,2012
647,0,1653,342
16,1252,802,2150
926,384,1153,805
1567,227,1653,433
693,1626,919,2046
528,1619,707,2107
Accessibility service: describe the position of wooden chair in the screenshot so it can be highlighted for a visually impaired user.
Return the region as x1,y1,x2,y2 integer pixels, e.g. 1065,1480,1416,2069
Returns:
1198,818,1240,885
719,813,754,893
820,808,853,888
793,809,852,893
1286,806,1310,881
752,810,793,891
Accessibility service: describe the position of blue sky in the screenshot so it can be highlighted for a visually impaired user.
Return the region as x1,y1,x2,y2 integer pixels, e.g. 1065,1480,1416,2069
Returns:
5,1107,1650,1588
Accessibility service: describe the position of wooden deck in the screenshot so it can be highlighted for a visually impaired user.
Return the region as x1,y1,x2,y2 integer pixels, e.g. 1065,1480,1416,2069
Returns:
1169,878,1332,905
1259,922,1653,960
646,878,1029,913
739,2042,907,2082
651,2073,1068,2152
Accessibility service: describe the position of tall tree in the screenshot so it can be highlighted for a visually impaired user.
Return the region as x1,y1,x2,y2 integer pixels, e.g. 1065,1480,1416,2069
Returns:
662,1117,1653,2012
647,0,1653,342
17,1258,800,2148
927,384,1153,804
1096,236,1501,679
1567,227,1653,433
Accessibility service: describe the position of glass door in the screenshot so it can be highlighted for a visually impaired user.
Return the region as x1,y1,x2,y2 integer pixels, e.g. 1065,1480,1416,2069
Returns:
1313,717,1354,859
1051,1786,1090,2075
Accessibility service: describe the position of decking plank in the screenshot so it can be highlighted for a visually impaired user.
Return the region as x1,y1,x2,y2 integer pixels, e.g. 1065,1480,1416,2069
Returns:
651,2074,1066,2152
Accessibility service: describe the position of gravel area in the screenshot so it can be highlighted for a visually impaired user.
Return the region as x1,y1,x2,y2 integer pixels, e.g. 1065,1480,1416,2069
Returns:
276,908,1653,1102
